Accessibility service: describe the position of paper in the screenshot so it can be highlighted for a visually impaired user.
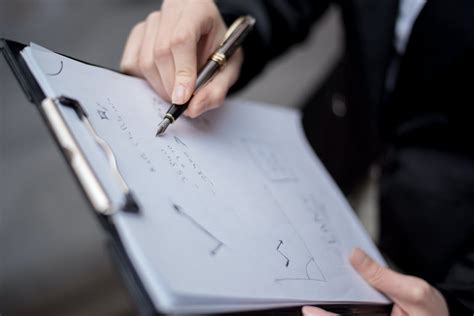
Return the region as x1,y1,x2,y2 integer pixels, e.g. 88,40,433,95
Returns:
21,44,389,313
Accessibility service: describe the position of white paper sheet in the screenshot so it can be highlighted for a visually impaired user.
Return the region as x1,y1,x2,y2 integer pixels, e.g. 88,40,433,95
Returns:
22,43,390,313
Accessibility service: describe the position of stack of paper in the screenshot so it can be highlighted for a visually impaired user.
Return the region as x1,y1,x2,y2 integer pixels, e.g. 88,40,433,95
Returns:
21,43,389,313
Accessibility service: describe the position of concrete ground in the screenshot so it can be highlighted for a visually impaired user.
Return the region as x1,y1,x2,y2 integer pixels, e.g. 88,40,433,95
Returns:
0,1,376,315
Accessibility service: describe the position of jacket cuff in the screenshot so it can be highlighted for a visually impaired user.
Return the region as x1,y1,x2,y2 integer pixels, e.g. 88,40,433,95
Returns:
437,288,473,315
216,2,270,93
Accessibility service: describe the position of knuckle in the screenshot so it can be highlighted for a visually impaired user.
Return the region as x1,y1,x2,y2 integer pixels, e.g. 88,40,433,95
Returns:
138,58,155,73
214,97,225,108
210,88,225,107
175,67,195,79
120,60,134,73
146,11,160,22
171,30,194,47
229,69,241,86
153,45,170,60
204,2,220,18
131,21,145,34
410,281,432,303
186,106,199,118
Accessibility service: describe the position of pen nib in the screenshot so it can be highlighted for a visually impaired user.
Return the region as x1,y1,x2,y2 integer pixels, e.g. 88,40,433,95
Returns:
155,118,171,137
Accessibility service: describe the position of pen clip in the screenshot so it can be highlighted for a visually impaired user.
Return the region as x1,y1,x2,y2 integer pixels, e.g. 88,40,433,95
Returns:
221,15,256,46
223,16,246,43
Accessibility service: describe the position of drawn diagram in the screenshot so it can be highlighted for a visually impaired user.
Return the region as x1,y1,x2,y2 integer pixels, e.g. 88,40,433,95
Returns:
302,195,338,246
242,138,298,182
94,98,156,173
300,194,346,278
45,60,64,76
97,110,109,120
172,203,224,257
275,258,326,282
277,240,290,267
263,185,327,283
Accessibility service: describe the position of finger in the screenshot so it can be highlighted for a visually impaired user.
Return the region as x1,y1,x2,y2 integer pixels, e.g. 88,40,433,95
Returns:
350,248,431,304
194,7,226,68
302,306,338,316
153,2,183,99
185,49,242,118
120,22,146,76
139,12,169,101
169,4,217,105
169,22,198,105
391,305,409,316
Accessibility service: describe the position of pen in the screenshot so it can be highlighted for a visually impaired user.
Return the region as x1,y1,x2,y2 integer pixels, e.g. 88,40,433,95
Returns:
155,15,256,136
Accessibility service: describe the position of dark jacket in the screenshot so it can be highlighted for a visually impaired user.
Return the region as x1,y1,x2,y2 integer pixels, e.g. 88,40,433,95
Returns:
217,0,474,314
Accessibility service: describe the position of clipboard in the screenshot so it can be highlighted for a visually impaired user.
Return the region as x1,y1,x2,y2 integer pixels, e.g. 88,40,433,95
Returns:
1,38,392,316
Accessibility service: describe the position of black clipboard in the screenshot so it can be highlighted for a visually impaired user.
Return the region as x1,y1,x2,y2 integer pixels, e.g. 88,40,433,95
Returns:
1,38,392,316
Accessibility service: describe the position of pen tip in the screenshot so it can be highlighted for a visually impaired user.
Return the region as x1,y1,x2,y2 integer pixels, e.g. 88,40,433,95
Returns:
155,118,171,137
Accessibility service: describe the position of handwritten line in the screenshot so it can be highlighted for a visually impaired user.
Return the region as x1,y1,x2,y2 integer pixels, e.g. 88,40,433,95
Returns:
210,242,224,256
174,136,188,148
264,185,327,283
275,258,327,282
46,60,64,76
172,203,225,256
277,240,290,267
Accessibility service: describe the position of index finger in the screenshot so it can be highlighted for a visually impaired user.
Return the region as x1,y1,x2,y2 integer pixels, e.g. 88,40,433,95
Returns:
169,5,216,104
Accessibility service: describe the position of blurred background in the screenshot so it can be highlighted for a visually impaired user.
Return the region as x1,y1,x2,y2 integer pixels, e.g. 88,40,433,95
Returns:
0,1,376,315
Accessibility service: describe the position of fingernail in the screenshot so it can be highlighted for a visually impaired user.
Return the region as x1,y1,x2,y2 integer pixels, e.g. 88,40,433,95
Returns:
172,84,187,105
301,306,320,316
350,247,367,268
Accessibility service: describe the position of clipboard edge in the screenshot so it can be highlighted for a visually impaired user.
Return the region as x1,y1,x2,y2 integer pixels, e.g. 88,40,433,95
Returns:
0,38,392,316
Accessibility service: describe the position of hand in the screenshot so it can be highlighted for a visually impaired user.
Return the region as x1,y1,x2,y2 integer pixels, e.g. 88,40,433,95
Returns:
302,248,449,316
120,0,243,118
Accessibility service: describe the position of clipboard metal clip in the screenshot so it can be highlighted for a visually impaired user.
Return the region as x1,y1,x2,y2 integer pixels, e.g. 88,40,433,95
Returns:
41,95,139,215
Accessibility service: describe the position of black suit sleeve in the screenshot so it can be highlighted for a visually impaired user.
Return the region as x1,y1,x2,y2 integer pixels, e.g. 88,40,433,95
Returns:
216,0,330,91
436,250,474,314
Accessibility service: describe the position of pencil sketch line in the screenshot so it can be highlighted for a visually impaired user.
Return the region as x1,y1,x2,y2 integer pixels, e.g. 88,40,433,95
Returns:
174,136,188,148
172,203,225,255
242,138,298,182
274,278,326,282
277,240,290,267
275,258,327,282
264,185,313,257
46,60,64,76
97,110,109,120
264,185,328,282
307,258,327,282
210,242,224,256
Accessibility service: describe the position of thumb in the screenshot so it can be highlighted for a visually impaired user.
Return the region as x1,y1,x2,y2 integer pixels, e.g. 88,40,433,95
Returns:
350,248,422,303
302,306,338,316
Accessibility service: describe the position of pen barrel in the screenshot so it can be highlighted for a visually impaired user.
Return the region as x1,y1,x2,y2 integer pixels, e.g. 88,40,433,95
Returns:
195,60,220,91
164,16,255,123
167,101,189,120
219,16,256,59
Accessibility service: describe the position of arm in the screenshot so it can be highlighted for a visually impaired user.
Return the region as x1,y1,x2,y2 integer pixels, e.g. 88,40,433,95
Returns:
435,250,474,315
216,0,330,91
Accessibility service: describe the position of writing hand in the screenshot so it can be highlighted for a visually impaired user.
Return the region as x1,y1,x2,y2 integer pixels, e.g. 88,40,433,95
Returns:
302,248,449,316
120,0,243,118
